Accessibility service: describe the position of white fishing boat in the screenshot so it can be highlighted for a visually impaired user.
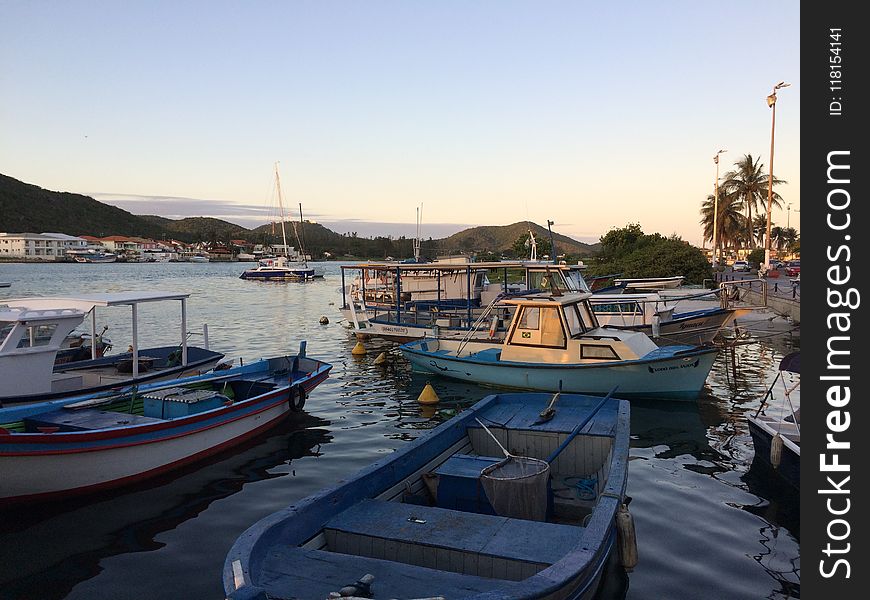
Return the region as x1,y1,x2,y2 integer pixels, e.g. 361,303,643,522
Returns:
240,164,323,281
400,292,718,400
0,291,225,406
69,249,118,263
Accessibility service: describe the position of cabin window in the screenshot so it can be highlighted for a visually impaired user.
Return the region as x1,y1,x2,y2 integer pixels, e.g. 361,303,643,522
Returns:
22,324,58,347
517,307,540,330
0,323,15,346
540,307,566,347
592,302,642,315
578,301,599,329
580,344,620,360
509,306,566,348
563,304,586,337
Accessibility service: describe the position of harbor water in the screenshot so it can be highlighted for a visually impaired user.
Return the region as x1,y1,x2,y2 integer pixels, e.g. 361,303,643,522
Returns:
0,261,800,600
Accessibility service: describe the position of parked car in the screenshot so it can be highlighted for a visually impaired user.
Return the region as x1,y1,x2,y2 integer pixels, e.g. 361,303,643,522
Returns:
732,260,751,272
785,260,800,276
769,260,784,269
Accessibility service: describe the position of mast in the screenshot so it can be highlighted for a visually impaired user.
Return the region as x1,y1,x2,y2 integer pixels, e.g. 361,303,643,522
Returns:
297,203,308,267
413,203,422,262
274,162,290,258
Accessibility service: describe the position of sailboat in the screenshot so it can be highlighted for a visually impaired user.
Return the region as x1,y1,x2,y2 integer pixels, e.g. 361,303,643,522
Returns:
240,164,324,281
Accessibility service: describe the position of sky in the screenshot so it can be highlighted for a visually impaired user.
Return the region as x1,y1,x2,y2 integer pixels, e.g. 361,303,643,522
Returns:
0,1,800,245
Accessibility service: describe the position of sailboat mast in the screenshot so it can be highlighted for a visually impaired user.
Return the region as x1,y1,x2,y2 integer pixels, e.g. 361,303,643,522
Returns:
298,203,308,267
274,163,290,257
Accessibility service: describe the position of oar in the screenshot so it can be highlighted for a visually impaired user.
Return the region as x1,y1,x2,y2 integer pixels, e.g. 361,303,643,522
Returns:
535,380,563,424
546,386,619,464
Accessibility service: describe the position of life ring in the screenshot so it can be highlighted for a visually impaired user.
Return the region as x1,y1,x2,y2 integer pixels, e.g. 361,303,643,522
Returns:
289,385,307,412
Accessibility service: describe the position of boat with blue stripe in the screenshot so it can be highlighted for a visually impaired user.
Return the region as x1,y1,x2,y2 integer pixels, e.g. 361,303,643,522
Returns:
0,343,331,506
400,292,718,400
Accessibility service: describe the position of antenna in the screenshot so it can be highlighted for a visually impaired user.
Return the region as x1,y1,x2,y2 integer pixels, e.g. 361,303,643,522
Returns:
413,203,423,261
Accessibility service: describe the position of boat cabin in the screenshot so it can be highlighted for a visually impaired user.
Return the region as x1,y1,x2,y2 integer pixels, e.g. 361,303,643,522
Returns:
494,293,660,364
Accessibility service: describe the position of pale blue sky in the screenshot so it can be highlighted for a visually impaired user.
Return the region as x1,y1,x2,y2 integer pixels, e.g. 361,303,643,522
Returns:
1,1,800,244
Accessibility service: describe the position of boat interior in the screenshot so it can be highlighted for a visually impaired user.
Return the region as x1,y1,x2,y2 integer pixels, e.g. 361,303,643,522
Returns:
0,377,281,434
249,398,622,598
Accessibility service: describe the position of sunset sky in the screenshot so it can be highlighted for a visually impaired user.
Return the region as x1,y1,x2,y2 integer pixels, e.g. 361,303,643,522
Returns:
1,1,800,244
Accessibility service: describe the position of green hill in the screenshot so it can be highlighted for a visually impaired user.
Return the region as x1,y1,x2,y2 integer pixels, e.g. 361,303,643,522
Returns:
0,173,165,238
0,173,599,258
437,221,599,257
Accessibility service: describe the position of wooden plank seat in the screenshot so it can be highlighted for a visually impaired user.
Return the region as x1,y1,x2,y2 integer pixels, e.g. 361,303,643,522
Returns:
323,499,585,581
258,545,498,599
24,407,164,432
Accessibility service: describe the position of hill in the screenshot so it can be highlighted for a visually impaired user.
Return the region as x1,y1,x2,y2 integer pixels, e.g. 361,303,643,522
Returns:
0,173,598,257
0,174,165,239
437,221,599,257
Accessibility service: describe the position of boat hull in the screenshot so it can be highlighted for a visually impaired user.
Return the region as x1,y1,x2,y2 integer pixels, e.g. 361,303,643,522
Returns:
401,343,717,400
0,357,331,505
240,268,322,281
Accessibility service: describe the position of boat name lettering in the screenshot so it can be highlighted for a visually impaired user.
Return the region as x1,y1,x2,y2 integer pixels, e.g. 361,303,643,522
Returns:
382,326,409,334
647,359,700,373
678,321,707,330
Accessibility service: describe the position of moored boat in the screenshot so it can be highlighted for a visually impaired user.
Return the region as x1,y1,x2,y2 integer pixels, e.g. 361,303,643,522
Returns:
400,292,718,400
0,292,225,406
224,390,632,600
0,343,332,506
747,351,800,488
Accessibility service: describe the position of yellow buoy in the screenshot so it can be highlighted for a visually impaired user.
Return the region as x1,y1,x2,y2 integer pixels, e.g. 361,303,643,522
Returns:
351,341,367,356
417,382,440,405
373,352,388,365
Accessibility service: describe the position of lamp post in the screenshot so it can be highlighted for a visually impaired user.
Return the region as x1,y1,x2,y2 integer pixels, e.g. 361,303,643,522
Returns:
764,81,790,272
711,149,726,269
547,220,556,264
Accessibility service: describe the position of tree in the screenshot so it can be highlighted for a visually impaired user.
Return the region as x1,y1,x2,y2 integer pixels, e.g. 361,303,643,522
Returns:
700,191,745,260
721,154,786,249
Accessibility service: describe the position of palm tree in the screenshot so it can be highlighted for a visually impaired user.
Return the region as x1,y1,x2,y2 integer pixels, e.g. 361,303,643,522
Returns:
752,213,769,247
700,191,745,260
721,154,786,248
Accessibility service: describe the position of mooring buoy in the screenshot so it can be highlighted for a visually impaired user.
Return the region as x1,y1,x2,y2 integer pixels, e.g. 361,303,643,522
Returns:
417,382,440,405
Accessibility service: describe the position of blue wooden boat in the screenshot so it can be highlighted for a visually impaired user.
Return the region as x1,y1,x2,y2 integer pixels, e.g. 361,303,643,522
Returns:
0,343,332,506
224,391,633,600
748,352,800,488
400,293,718,400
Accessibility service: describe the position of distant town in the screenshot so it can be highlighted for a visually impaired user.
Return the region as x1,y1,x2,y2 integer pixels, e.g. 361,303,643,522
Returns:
0,232,310,263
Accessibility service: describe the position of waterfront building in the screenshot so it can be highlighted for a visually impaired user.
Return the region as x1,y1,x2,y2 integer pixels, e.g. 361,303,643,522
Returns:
0,232,88,260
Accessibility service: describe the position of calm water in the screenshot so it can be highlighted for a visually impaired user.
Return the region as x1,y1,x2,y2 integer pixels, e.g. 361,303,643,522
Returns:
0,262,800,600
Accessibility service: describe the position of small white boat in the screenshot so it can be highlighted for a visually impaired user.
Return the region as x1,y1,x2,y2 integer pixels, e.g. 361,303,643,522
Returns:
0,282,10,288
0,292,225,406
71,251,118,263
188,255,210,263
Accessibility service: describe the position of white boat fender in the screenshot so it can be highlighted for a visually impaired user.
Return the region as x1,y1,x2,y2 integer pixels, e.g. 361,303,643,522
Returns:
651,314,661,338
488,315,499,338
770,432,783,468
616,497,639,571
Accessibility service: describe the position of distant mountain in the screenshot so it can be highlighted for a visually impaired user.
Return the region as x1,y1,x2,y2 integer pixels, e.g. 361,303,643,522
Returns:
0,173,599,257
436,221,599,257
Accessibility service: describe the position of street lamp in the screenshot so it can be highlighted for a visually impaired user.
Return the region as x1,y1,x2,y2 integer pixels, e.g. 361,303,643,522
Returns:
712,149,727,269
764,81,790,272
787,203,791,229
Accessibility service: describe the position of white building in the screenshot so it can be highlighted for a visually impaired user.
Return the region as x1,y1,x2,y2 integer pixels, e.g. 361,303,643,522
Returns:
0,232,89,260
